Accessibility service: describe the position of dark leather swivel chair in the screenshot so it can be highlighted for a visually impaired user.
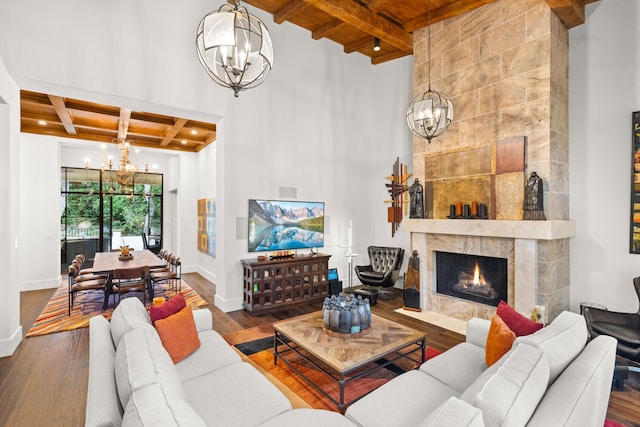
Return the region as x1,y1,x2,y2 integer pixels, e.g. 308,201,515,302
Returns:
582,277,640,364
355,246,405,291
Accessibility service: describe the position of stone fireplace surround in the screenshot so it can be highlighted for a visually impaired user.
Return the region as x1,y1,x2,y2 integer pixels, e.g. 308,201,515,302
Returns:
407,0,574,323
402,219,575,323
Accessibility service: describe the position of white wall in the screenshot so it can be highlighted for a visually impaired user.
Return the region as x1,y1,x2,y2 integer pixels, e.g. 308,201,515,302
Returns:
19,134,61,291
569,0,640,312
0,1,412,313
195,138,217,284
0,57,22,356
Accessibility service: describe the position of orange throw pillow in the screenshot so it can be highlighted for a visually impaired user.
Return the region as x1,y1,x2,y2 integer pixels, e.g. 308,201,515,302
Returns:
154,306,201,364
485,314,516,366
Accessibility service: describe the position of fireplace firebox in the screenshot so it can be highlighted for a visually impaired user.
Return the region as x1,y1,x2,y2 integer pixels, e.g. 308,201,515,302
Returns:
435,251,507,307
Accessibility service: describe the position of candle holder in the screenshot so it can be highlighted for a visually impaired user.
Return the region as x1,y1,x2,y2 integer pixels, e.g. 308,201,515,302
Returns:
446,203,489,219
447,204,463,219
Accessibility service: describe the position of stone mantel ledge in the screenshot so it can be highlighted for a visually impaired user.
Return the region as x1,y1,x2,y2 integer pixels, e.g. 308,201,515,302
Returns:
402,219,576,240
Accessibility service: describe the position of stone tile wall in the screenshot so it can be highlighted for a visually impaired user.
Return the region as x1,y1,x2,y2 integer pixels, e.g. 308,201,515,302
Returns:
411,0,571,320
412,0,569,221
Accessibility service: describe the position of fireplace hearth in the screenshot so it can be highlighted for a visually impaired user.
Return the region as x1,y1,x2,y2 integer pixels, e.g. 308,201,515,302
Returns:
435,251,507,307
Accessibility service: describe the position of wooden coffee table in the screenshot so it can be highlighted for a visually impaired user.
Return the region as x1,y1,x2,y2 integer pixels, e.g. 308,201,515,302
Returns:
273,311,426,413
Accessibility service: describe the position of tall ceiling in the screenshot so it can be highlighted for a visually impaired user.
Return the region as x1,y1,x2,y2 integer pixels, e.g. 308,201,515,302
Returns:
19,0,597,151
241,0,598,64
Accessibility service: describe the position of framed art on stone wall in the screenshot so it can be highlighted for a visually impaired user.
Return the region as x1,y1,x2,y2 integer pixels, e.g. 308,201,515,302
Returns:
631,112,640,253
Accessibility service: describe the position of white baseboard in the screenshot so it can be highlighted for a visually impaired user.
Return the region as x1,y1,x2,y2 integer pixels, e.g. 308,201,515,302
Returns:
0,325,22,357
20,276,60,292
191,265,216,284
214,294,243,313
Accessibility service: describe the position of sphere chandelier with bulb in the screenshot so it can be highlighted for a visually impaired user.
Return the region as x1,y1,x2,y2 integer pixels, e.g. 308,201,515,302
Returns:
405,0,453,142
406,89,453,142
196,0,273,97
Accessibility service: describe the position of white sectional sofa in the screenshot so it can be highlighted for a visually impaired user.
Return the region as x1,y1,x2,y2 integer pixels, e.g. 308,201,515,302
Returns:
345,311,617,427
86,297,617,427
85,298,353,427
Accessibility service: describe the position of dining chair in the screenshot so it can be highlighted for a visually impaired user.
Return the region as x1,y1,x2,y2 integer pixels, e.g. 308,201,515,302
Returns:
68,264,108,315
110,266,150,307
150,250,171,272
71,259,107,281
150,254,181,293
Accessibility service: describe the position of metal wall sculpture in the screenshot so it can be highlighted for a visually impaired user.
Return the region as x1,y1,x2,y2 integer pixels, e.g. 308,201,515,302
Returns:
385,157,411,237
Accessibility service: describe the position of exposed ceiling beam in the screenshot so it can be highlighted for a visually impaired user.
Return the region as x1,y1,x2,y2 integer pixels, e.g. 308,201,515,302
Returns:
274,0,307,24
372,49,413,65
312,18,345,40
118,108,132,140
161,118,188,147
545,0,586,28
365,0,395,11
344,36,374,54
404,0,497,32
205,133,217,145
302,0,412,51
48,95,77,135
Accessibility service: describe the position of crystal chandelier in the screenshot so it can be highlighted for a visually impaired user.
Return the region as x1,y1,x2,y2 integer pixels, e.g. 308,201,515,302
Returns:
406,0,453,142
196,0,274,97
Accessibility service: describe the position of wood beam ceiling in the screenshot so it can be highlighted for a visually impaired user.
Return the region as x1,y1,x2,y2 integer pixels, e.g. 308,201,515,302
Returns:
242,0,598,64
20,90,216,153
404,0,498,32
301,0,413,52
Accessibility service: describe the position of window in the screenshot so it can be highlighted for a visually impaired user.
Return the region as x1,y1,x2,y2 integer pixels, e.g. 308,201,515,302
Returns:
60,167,163,272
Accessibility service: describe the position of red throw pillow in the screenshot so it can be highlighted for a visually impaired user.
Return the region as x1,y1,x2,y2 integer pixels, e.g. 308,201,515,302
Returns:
155,306,201,364
496,300,543,336
485,314,516,366
149,293,186,325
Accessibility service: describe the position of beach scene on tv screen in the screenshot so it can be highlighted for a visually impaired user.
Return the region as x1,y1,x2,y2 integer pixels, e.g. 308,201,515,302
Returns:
248,200,324,252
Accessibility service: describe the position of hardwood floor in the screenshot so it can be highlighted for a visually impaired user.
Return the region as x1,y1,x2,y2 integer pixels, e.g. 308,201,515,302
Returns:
0,272,638,426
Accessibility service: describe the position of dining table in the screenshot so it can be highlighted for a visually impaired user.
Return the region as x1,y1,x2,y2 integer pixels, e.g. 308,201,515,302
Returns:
92,249,167,309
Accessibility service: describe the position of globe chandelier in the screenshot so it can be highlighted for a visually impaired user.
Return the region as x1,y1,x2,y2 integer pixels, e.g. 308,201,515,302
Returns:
196,0,274,97
406,0,453,142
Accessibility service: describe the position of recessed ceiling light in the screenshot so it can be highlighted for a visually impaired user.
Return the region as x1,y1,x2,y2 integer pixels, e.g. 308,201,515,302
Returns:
181,140,187,144
190,130,197,135
38,120,47,125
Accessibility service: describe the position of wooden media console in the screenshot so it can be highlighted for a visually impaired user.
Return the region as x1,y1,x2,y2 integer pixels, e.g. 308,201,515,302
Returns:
242,254,331,313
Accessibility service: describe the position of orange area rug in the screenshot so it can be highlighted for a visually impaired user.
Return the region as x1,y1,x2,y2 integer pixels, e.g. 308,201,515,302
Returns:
228,330,441,413
26,278,207,337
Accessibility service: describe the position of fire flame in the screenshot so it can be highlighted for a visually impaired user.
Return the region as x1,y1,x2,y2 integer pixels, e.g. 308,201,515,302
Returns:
473,262,480,285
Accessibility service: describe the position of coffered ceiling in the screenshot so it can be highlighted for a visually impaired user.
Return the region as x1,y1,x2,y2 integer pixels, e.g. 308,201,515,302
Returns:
20,90,217,153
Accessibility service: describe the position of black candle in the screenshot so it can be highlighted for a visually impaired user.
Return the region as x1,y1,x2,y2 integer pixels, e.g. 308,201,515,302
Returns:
449,204,456,218
479,204,487,218
463,204,470,218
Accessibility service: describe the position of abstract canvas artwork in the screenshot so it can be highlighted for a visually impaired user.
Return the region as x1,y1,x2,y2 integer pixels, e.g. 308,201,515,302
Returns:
197,198,216,257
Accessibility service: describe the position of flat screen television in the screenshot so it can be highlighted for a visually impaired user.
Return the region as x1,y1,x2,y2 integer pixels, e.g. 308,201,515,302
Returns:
248,199,324,252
